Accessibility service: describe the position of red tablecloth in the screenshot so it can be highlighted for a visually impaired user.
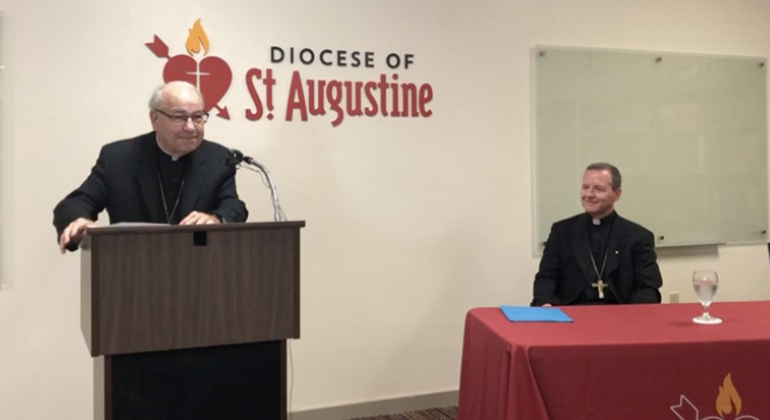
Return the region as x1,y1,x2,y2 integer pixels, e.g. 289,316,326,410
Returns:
458,302,770,420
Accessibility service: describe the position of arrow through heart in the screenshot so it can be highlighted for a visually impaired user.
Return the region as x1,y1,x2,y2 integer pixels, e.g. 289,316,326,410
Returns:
146,34,232,120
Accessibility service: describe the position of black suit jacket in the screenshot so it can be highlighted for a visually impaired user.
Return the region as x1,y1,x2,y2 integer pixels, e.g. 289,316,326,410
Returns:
53,132,248,245
532,213,662,306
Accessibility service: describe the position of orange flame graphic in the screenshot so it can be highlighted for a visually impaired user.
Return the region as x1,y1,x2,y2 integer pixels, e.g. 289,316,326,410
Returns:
185,19,209,56
715,373,742,417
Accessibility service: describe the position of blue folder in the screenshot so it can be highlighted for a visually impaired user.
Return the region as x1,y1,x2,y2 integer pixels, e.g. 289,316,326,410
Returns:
500,305,573,323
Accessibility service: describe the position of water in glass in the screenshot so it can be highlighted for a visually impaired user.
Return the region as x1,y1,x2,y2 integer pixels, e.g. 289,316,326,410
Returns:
692,270,721,325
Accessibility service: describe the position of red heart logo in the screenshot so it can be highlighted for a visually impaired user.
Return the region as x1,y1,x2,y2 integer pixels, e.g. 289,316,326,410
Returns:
163,55,232,113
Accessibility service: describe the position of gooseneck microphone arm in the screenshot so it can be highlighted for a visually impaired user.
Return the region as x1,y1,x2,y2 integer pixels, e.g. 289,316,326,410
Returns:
226,149,286,222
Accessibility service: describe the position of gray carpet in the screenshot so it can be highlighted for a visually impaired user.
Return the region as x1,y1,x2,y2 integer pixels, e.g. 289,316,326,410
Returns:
348,406,457,420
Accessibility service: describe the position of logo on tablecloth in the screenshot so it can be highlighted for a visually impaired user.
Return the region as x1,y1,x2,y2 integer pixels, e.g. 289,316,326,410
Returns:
670,373,759,420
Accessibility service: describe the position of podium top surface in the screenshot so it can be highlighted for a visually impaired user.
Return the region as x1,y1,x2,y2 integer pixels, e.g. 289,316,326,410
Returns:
85,221,305,236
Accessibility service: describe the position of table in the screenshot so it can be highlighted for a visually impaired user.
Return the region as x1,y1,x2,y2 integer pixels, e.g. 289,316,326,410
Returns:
458,302,770,420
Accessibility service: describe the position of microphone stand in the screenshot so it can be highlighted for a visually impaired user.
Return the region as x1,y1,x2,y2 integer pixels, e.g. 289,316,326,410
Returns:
226,149,286,222
240,157,286,222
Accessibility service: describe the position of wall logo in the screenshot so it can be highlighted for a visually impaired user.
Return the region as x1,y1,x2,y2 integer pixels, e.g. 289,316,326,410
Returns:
146,19,233,119
145,19,433,127
670,374,759,420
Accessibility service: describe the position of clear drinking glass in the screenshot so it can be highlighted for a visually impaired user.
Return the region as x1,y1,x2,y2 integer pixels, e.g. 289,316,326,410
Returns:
692,270,722,325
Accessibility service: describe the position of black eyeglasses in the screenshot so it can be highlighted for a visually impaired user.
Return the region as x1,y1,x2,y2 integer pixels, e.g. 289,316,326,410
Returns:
154,109,209,125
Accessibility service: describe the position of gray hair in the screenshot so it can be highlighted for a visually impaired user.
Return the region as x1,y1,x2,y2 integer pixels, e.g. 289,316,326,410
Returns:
586,162,621,190
148,81,204,110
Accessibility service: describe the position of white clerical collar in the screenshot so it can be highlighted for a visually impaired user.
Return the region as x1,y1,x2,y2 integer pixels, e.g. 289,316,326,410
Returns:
155,137,182,161
589,211,617,226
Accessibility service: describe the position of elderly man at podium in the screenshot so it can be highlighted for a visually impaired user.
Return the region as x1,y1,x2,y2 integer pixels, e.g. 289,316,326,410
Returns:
53,81,248,253
531,162,662,306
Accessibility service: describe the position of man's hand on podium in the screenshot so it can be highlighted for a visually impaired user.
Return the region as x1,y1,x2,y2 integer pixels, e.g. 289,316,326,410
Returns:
180,211,221,225
59,217,95,254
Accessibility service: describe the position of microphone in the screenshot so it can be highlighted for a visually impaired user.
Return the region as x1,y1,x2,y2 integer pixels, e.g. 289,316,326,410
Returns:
225,148,286,222
225,148,245,166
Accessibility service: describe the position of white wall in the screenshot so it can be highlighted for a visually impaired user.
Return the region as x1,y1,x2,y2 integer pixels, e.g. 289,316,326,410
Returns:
0,0,768,418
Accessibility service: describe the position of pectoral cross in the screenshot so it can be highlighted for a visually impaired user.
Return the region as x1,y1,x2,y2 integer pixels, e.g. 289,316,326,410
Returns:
592,279,608,299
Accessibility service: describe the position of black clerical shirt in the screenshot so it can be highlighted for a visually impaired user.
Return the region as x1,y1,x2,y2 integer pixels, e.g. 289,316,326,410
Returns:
157,146,189,225
581,211,619,304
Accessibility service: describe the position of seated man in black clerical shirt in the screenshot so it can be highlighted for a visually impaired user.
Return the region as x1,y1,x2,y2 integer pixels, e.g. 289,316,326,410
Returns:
531,162,662,306
53,81,248,253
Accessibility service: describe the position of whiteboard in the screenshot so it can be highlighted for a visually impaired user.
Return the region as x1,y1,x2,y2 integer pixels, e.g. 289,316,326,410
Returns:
533,46,768,253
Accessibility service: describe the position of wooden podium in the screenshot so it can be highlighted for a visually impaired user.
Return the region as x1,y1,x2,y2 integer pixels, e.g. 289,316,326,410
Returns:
80,221,305,420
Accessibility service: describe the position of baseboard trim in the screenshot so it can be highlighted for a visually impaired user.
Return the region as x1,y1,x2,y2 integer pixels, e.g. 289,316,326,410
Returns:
290,390,459,420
